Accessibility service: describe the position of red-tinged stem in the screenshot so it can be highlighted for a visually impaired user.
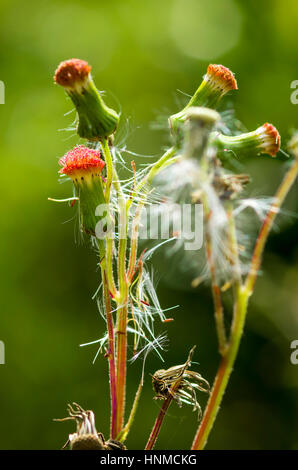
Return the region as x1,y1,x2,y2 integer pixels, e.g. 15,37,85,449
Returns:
191,285,248,450
145,380,181,450
145,398,173,450
192,159,298,450
101,269,118,439
115,301,128,435
114,192,129,435
245,159,298,295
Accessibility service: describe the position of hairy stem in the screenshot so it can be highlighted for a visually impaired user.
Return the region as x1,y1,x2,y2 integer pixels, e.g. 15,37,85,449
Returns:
126,146,177,210
101,268,118,439
245,159,298,295
127,146,177,282
101,139,129,436
192,159,298,449
115,301,128,435
102,137,113,202
145,379,181,450
97,236,118,439
203,197,227,355
191,285,248,450
118,373,144,443
115,185,129,435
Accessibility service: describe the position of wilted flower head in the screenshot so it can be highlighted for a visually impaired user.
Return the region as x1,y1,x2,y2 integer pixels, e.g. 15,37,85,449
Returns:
54,58,119,140
152,346,210,418
55,403,126,450
59,146,107,235
213,122,281,158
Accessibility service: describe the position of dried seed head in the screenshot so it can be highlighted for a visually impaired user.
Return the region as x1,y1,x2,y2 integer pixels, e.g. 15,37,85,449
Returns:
71,434,106,451
152,346,210,419
54,403,105,450
54,403,127,450
54,58,119,140
213,122,281,158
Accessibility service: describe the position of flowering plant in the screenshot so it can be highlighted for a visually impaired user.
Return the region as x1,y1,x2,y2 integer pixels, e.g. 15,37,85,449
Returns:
51,59,298,450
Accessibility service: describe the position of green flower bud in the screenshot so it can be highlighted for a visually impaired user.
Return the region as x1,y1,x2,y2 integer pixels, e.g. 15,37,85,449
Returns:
169,64,237,143
212,123,281,158
54,59,119,141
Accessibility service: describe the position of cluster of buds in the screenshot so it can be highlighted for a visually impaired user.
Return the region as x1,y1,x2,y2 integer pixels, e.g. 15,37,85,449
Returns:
152,346,210,418
59,146,107,235
54,59,119,141
55,403,126,450
169,64,237,143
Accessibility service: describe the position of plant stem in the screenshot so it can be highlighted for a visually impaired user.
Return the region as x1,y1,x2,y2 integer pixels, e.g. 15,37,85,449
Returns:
145,379,181,450
118,373,144,443
115,301,128,435
245,159,298,295
226,203,242,287
126,146,177,210
101,268,118,439
115,181,129,435
97,236,118,439
203,196,227,355
191,285,249,450
127,193,145,282
192,159,298,450
102,137,113,202
113,146,178,434
100,139,130,437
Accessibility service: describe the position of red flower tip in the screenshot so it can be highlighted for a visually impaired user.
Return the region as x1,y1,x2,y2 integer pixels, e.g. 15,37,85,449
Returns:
206,64,238,91
258,123,281,157
59,146,105,176
54,59,91,88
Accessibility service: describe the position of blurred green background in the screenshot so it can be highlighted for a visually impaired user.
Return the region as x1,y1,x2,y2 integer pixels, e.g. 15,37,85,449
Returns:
0,0,298,450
